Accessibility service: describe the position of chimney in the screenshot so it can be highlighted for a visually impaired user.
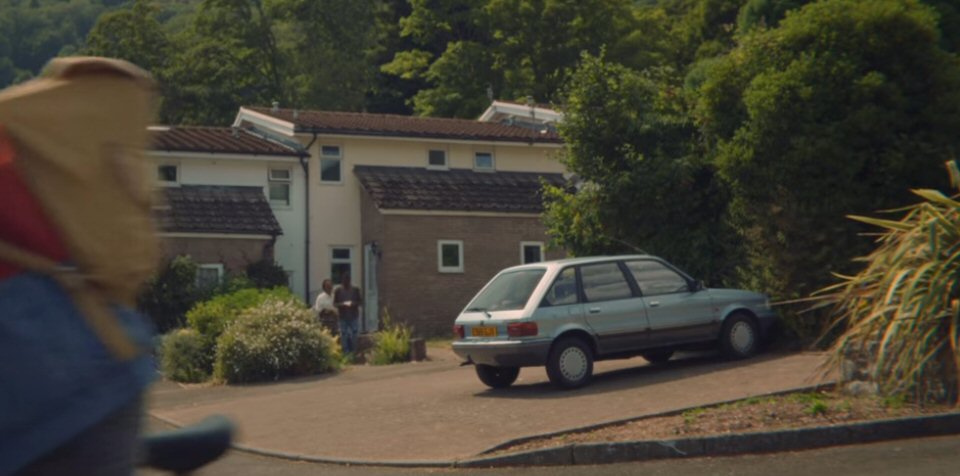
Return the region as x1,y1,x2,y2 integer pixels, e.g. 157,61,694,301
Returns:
271,101,279,112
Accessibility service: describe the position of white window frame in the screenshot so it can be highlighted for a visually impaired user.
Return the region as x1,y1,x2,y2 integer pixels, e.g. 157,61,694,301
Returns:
427,148,448,170
320,145,343,184
473,151,495,171
437,240,464,273
520,241,544,264
330,246,353,282
156,163,180,187
268,167,292,207
196,263,224,287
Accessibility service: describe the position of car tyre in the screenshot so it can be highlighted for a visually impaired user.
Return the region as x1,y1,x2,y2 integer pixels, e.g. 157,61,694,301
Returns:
546,337,594,389
641,349,674,364
475,365,520,389
720,313,759,359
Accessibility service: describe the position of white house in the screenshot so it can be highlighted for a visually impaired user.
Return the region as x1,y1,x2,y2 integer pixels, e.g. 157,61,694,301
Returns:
148,126,309,300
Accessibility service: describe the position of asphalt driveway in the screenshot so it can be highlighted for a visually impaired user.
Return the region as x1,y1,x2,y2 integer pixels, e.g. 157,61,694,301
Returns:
148,348,830,463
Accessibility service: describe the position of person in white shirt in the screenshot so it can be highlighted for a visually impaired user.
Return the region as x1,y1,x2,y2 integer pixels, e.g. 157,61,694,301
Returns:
313,279,338,335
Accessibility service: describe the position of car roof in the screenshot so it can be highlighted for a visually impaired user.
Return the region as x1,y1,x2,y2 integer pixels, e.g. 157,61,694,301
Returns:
502,254,660,272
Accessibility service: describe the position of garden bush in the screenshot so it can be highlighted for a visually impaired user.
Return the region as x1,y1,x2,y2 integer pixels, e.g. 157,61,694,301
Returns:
814,161,960,405
159,328,211,383
369,310,412,365
213,299,340,383
138,256,201,333
186,286,298,348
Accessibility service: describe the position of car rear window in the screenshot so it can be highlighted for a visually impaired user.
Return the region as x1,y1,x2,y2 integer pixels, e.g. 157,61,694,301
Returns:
466,268,546,312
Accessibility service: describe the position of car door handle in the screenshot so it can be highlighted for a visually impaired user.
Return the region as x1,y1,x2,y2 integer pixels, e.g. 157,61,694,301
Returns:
649,301,660,307
588,307,601,314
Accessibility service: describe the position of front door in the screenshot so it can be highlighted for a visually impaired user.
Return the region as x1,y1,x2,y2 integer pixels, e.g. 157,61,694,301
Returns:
623,260,715,345
363,243,379,333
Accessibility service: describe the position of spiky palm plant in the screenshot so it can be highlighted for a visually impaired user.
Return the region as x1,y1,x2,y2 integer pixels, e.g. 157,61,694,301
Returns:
814,161,960,405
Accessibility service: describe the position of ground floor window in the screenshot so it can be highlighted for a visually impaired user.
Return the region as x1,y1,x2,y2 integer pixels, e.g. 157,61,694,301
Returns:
438,240,464,273
331,247,352,283
521,241,544,264
196,263,224,288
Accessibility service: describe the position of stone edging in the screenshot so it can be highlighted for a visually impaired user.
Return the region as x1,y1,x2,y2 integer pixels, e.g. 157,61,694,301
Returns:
457,412,960,468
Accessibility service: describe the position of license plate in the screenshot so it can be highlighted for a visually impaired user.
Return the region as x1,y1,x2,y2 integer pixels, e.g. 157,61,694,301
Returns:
471,326,498,337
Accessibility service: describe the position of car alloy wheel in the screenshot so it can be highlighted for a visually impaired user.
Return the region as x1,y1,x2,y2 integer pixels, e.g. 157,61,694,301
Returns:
546,337,594,389
721,313,759,359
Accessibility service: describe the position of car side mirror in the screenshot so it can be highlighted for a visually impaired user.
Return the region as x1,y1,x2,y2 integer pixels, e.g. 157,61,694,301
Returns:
691,280,706,292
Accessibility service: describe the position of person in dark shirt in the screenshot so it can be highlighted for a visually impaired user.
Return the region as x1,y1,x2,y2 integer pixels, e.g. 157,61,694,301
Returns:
333,272,362,355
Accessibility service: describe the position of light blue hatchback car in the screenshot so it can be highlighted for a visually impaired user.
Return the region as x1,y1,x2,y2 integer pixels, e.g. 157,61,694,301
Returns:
452,255,777,389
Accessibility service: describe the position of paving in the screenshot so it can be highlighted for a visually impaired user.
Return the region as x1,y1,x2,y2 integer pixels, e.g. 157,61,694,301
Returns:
148,348,831,463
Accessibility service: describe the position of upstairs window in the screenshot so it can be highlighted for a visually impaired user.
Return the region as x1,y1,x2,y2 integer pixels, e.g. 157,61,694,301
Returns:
268,168,291,207
474,152,494,171
428,149,447,169
320,145,342,183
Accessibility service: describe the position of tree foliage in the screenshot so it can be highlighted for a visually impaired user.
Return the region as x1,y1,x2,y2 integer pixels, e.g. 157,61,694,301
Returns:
383,0,638,117
697,0,960,308
544,54,737,284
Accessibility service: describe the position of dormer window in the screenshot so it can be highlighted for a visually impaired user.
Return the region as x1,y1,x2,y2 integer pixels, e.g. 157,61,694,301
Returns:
474,152,494,171
428,149,448,169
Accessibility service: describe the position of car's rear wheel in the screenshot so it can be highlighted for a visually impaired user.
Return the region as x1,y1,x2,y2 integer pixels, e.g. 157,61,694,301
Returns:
475,364,520,388
546,337,594,389
641,349,674,364
720,312,759,359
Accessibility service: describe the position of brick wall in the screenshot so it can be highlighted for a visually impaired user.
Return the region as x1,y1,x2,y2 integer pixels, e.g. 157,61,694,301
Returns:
160,237,274,273
360,194,564,336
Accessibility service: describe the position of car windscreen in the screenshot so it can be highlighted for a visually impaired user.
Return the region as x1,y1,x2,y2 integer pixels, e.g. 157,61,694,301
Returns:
465,268,547,312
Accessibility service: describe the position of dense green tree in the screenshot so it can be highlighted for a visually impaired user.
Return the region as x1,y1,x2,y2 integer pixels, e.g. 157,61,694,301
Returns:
366,0,419,114
543,54,737,284
83,0,172,75
269,0,378,111
383,0,638,117
696,0,960,312
160,0,286,125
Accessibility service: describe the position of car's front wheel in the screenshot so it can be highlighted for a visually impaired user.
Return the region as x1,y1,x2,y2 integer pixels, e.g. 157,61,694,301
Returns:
720,313,759,359
475,364,520,388
546,337,594,389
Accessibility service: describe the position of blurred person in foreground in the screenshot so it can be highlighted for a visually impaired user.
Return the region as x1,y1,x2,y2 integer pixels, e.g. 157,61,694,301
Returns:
0,57,160,475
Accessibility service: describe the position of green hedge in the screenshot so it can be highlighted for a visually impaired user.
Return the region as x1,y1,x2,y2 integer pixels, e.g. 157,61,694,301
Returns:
186,286,298,348
159,328,211,383
213,299,340,383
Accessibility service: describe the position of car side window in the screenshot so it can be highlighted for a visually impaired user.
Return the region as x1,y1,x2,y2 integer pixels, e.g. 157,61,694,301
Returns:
580,263,634,302
541,267,579,307
626,260,689,296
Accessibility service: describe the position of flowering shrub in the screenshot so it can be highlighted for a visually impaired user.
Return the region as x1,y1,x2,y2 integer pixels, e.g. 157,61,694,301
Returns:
159,328,211,383
186,287,298,349
369,310,412,365
213,299,340,383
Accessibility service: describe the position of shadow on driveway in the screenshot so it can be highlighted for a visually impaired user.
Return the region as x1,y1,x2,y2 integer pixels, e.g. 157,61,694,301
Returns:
471,350,811,399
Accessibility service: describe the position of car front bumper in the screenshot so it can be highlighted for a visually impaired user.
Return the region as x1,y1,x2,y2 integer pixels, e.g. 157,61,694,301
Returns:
452,338,552,367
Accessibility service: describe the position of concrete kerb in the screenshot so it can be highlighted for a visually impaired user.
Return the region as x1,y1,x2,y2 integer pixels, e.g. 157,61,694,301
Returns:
147,383,960,469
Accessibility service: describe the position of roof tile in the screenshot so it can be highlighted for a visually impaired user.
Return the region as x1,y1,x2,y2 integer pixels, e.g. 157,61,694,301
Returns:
247,107,562,144
354,166,564,213
149,126,302,156
155,185,283,236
